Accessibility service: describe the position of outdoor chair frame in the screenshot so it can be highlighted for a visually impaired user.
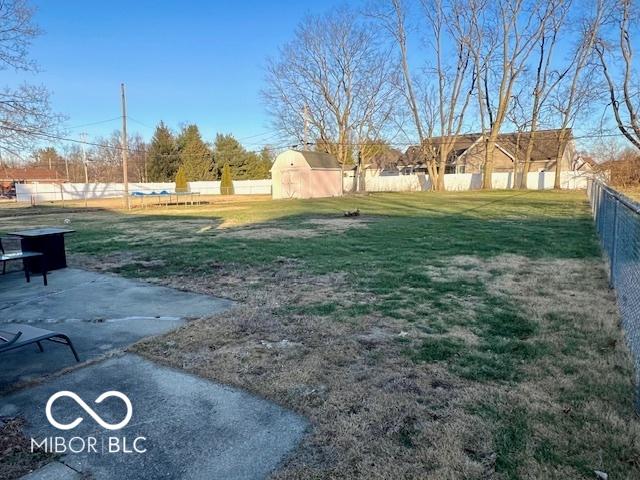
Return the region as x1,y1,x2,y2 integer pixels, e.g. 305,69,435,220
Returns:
0,324,80,362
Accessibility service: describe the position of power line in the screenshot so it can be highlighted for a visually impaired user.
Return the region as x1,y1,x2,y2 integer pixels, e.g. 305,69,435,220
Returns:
7,123,289,155
127,116,153,130
6,120,636,160
235,130,282,141
65,117,122,130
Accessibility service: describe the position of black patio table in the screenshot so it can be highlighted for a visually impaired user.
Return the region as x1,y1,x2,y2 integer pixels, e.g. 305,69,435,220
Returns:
8,227,75,272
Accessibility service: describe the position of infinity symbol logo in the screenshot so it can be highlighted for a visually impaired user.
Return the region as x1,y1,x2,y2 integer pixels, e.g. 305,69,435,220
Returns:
45,391,133,431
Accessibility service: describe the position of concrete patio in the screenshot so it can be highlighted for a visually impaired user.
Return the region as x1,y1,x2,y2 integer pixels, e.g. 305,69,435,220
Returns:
0,268,234,389
1,354,307,480
0,268,307,479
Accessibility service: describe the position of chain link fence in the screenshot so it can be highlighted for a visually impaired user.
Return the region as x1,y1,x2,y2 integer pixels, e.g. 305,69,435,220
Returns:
588,180,640,398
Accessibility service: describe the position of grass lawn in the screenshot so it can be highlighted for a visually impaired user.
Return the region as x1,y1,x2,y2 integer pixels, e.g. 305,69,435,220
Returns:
1,190,638,479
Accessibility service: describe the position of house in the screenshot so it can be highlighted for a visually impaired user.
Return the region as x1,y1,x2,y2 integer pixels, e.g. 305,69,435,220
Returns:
398,129,577,175
270,150,343,199
346,148,405,178
0,167,63,197
573,155,597,172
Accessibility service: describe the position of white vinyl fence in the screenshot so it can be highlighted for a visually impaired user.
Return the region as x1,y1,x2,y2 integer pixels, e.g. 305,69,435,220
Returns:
15,171,590,203
188,179,272,195
343,171,591,193
16,179,272,203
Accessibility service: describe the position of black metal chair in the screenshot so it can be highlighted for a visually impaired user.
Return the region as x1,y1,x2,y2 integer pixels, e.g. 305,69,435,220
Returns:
0,236,47,286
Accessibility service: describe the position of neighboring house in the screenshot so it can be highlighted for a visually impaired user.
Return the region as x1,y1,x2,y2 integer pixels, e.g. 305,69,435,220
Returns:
347,148,405,178
573,155,597,172
271,149,343,199
0,167,63,197
384,129,577,176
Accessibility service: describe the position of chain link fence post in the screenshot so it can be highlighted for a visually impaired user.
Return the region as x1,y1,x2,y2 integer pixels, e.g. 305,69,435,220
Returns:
610,198,618,288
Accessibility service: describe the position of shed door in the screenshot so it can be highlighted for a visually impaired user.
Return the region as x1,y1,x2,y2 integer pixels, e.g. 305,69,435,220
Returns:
281,168,306,198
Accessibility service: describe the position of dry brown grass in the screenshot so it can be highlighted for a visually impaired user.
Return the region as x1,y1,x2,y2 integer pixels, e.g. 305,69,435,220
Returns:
216,217,373,240
0,418,55,479
129,251,637,479
621,187,640,202
23,194,272,211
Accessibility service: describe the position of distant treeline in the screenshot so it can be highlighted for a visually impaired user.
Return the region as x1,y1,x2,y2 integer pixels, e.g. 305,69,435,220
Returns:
22,123,273,184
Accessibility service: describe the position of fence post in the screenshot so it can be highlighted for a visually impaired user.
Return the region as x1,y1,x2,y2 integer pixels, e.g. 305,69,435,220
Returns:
598,186,605,235
610,198,619,288
591,183,600,226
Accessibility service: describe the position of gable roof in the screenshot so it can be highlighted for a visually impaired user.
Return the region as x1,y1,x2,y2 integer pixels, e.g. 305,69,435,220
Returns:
402,129,573,166
298,151,341,170
492,129,573,162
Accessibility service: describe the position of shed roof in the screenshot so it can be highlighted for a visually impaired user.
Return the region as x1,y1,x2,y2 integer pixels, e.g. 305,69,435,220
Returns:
298,151,341,170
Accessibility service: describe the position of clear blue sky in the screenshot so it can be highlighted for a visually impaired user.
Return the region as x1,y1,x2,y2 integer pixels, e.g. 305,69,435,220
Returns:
8,0,621,155
15,0,334,149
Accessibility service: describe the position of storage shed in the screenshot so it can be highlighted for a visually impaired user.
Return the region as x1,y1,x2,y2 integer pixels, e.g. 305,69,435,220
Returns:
271,150,343,199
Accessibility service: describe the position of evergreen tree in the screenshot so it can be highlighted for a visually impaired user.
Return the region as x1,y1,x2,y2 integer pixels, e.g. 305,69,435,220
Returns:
212,134,272,179
248,147,272,179
175,165,188,192
178,124,214,181
212,133,246,178
147,122,179,182
220,163,234,195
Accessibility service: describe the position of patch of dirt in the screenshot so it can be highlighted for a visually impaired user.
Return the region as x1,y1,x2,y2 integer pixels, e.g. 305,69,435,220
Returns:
424,255,493,283
303,217,374,230
216,217,374,240
219,226,321,240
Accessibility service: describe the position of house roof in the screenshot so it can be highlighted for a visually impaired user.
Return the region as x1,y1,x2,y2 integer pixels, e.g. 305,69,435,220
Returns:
0,167,62,181
402,129,573,165
579,155,598,167
492,129,573,162
298,151,341,170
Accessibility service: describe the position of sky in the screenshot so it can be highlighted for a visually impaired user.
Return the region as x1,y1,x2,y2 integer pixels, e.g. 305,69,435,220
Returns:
10,0,333,150
5,0,632,157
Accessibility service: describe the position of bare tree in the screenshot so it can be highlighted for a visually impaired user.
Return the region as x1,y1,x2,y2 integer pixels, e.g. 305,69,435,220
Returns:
88,132,130,183
60,144,84,183
128,134,147,183
263,6,398,167
0,1,61,156
516,0,572,187
596,0,640,151
370,0,477,190
549,0,605,188
505,88,530,187
470,0,553,189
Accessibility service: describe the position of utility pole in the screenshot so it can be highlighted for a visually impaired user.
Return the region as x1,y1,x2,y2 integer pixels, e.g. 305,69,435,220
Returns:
143,149,148,183
80,132,89,183
303,104,309,150
120,83,130,209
